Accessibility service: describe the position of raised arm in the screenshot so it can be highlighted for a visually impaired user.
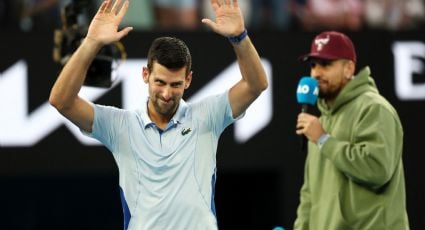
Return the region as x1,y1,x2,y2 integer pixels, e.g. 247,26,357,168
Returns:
49,0,132,132
202,0,268,118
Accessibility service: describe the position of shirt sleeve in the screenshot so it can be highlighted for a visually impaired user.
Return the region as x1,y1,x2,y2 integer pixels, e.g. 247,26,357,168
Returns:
82,104,127,153
192,90,244,137
321,104,403,190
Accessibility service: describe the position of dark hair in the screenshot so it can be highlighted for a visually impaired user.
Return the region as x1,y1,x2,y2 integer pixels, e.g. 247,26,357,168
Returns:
147,37,192,76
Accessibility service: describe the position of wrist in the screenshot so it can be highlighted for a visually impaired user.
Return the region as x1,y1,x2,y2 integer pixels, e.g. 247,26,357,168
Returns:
83,37,103,51
228,29,248,44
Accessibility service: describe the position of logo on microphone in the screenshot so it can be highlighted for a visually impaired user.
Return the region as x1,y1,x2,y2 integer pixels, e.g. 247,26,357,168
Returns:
296,77,319,106
297,84,319,96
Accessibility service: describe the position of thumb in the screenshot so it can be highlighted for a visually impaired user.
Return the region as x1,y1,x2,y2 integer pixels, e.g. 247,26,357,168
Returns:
117,26,133,40
201,18,218,32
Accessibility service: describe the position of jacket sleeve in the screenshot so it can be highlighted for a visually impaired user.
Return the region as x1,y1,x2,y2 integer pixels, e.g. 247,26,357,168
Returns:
320,104,403,190
294,159,311,230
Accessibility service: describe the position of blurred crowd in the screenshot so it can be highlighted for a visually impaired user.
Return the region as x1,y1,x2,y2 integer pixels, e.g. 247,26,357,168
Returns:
1,0,424,32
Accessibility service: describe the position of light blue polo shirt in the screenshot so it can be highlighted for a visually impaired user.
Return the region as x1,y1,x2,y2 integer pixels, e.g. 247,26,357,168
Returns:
85,91,238,230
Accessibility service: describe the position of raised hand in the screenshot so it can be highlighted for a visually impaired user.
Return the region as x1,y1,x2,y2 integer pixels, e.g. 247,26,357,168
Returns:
201,0,245,37
86,0,133,45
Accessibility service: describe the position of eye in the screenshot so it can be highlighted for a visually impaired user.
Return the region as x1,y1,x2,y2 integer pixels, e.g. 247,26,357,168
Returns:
309,59,332,68
170,82,184,88
319,60,332,66
154,79,166,85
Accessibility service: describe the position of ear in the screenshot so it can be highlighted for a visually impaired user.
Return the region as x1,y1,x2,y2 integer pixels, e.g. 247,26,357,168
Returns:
142,67,149,83
185,71,193,89
344,60,355,78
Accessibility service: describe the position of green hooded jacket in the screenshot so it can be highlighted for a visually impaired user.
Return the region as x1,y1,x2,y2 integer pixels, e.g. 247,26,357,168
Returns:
294,67,409,230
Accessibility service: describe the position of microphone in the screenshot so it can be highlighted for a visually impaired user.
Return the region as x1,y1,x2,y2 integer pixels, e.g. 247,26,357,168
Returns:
296,76,319,152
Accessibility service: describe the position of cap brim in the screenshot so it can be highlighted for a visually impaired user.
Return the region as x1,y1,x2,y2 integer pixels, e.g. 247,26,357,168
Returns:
298,53,340,62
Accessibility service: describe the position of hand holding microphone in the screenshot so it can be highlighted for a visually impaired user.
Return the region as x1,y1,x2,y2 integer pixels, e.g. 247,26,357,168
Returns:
296,77,320,151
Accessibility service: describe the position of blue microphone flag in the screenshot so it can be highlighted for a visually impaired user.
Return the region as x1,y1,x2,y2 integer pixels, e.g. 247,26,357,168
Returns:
296,76,319,106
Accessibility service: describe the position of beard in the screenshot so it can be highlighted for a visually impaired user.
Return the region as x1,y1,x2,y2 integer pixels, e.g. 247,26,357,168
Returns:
319,90,339,100
151,96,179,117
318,84,344,101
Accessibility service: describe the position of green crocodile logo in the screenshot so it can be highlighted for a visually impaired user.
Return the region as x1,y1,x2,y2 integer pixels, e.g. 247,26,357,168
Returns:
181,128,192,136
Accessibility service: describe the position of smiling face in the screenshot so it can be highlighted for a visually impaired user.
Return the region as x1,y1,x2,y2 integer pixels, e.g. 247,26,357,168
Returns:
143,61,192,122
309,58,355,104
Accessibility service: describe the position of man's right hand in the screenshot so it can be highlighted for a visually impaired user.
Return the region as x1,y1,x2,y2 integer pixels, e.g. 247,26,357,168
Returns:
296,112,325,143
50,0,133,133
86,0,133,46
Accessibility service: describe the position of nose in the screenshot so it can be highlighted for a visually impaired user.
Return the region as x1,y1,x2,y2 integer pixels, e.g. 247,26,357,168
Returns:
310,66,322,80
161,87,172,101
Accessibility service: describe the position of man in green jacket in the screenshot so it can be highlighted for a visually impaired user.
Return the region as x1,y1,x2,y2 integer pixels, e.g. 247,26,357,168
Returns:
294,31,409,230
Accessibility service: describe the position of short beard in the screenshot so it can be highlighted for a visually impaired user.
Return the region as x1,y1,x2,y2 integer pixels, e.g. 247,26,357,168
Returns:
318,87,342,101
152,98,178,117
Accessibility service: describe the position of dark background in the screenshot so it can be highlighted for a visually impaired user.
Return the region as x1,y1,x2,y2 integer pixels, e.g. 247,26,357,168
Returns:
0,30,424,229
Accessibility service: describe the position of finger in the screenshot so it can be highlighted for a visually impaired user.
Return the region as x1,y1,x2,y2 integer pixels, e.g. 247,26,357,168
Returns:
98,0,109,14
105,0,114,12
116,0,129,20
297,122,305,129
296,122,304,130
296,129,303,135
211,2,219,12
211,0,220,7
299,113,307,119
232,0,238,8
297,113,304,121
201,18,218,32
117,26,133,40
111,0,123,14
224,0,231,6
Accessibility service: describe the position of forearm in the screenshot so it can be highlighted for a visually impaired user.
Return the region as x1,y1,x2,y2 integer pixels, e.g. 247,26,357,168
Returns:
232,36,268,95
49,38,103,110
318,104,404,189
321,136,398,189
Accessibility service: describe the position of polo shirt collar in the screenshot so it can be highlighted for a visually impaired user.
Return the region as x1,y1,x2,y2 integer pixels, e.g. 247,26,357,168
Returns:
140,98,188,128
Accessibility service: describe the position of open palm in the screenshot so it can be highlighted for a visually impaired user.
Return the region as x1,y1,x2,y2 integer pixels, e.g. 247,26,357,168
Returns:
86,0,132,45
202,0,245,37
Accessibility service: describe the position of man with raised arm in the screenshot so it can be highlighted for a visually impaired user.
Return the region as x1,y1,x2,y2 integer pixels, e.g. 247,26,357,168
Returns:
49,0,268,229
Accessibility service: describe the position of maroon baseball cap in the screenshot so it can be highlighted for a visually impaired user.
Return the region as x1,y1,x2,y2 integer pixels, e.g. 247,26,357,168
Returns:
300,31,357,63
